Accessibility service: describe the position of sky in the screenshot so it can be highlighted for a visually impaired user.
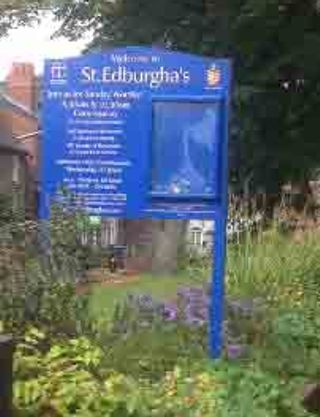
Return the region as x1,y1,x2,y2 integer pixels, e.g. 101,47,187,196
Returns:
0,13,91,80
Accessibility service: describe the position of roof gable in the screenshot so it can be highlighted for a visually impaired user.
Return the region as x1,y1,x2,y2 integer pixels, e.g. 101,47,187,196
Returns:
0,93,38,120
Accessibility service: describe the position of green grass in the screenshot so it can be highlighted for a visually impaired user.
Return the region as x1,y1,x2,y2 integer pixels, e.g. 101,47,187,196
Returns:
90,228,320,321
89,271,209,319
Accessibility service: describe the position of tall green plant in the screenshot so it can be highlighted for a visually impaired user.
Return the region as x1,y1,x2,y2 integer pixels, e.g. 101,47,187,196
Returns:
0,193,92,335
227,227,320,302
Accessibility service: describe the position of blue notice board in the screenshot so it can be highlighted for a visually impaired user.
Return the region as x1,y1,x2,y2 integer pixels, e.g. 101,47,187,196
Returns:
41,47,231,359
151,100,221,198
41,47,231,220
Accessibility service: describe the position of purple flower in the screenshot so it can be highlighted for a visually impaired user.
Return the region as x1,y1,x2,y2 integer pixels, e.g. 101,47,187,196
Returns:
178,287,207,301
173,286,210,327
177,288,192,298
163,303,177,321
197,308,208,320
226,343,248,359
140,294,153,303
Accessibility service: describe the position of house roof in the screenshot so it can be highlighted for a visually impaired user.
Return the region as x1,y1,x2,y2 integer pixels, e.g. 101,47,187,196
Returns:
0,134,28,155
0,93,38,120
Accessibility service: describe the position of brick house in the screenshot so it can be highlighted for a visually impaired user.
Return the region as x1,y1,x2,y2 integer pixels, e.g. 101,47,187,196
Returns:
0,131,27,197
0,63,39,216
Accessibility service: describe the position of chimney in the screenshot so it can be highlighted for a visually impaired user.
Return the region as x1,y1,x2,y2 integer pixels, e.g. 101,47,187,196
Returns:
5,63,36,111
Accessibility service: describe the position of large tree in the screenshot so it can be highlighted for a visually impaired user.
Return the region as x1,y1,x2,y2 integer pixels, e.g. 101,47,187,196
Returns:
0,0,48,36
2,0,320,268
1,1,320,191
49,0,320,239
17,0,318,194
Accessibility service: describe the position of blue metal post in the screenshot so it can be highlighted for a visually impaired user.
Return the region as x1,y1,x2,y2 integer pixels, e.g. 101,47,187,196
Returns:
209,211,228,358
209,94,230,358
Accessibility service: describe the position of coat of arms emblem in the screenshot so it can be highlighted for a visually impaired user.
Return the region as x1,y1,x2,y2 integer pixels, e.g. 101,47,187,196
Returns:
207,65,221,87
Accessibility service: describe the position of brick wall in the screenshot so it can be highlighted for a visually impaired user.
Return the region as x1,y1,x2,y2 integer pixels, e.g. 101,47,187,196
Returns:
3,63,39,217
5,63,39,171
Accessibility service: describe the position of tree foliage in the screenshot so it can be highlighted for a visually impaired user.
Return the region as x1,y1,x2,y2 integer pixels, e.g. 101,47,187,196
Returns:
0,0,50,36
1,0,320,192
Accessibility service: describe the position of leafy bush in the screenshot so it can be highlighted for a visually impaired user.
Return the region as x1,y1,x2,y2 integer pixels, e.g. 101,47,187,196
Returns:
2,188,318,417
178,248,211,279
102,325,206,381
0,193,93,335
14,328,151,417
14,328,310,417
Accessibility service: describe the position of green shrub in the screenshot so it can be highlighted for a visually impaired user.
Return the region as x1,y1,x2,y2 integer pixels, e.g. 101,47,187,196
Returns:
227,228,320,303
14,327,151,417
3,190,318,417
101,325,206,381
0,193,93,335
14,321,313,417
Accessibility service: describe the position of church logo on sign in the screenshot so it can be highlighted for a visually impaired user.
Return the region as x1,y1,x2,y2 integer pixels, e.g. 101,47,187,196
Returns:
207,65,221,87
49,62,68,85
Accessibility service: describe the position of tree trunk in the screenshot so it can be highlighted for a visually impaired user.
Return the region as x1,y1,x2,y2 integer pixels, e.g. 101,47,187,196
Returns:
151,220,187,275
264,193,279,220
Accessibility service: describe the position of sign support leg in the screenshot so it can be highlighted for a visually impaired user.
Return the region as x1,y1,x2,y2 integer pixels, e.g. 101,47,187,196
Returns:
209,213,227,358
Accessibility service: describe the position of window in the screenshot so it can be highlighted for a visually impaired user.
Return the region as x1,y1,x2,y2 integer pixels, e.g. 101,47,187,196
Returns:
190,227,202,246
101,220,118,246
